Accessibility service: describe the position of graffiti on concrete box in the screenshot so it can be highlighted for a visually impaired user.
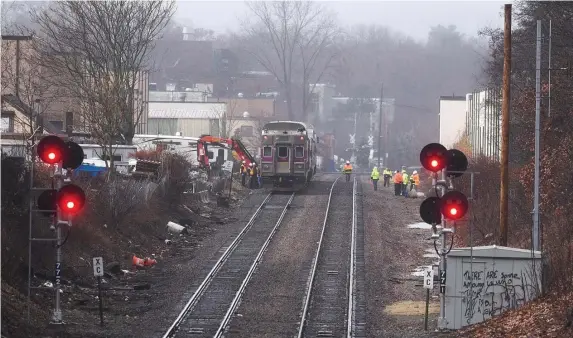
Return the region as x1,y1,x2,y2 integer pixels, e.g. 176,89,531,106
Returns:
460,265,539,325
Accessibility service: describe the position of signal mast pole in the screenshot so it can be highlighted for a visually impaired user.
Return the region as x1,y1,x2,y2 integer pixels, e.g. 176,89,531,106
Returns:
377,83,383,168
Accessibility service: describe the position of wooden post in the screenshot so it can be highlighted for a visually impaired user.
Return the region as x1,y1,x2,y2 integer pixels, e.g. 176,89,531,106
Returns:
499,3,512,246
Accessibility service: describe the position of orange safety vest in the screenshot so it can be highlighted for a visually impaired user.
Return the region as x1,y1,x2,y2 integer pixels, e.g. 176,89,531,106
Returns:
343,164,353,172
393,172,403,183
412,174,420,186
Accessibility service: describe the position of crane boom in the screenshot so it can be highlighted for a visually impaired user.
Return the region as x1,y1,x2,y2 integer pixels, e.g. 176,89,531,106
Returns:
197,135,256,169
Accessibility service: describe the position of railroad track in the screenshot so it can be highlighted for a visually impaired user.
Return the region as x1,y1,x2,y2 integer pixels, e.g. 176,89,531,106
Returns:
297,176,361,338
161,191,295,338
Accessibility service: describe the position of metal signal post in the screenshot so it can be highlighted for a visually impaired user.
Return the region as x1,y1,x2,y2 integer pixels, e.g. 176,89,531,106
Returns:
32,135,85,324
418,143,468,330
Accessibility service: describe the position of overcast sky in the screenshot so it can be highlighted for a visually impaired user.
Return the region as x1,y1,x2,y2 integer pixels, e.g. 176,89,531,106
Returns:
175,0,509,42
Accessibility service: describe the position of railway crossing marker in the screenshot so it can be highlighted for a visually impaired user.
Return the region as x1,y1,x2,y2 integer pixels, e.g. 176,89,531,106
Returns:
423,266,433,331
423,266,434,289
93,257,104,326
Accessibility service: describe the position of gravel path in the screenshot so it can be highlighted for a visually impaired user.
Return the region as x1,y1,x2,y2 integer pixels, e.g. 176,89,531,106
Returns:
301,177,354,337
360,176,454,338
225,174,337,338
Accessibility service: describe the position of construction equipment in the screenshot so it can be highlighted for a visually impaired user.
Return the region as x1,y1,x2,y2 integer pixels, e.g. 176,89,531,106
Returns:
197,135,256,170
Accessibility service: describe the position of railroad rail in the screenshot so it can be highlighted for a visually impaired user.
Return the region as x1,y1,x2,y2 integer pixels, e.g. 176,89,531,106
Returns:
297,176,358,338
162,192,295,338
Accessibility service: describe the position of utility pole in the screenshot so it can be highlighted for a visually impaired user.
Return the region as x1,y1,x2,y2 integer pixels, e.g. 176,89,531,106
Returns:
377,83,383,168
533,20,541,252
499,4,511,247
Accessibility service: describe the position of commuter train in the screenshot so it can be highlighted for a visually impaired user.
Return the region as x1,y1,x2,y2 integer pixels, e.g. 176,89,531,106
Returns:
259,121,318,191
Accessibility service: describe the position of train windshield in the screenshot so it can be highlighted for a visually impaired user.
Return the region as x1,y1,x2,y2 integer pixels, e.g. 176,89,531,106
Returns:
264,122,305,131
295,146,304,158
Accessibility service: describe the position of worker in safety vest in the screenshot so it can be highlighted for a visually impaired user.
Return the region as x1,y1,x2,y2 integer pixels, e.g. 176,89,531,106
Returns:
401,170,409,197
410,170,420,191
240,161,247,186
370,166,380,191
343,161,353,182
256,164,262,188
248,163,257,189
393,170,403,196
383,168,392,187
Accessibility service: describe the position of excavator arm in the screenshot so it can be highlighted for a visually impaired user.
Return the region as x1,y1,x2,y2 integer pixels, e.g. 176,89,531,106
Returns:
197,135,256,169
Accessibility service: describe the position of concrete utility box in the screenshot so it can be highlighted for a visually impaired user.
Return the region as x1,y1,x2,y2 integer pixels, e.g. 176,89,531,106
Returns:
444,245,542,330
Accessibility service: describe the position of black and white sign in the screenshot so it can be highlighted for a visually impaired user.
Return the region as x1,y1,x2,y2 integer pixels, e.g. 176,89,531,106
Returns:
439,269,447,294
424,266,434,289
93,257,104,277
55,262,61,285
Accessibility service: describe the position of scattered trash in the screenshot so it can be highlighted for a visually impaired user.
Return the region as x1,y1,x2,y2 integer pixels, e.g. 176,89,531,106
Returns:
166,221,187,234
132,255,157,268
165,239,172,245
43,281,53,288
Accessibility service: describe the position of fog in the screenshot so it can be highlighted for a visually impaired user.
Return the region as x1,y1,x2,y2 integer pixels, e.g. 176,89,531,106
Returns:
1,0,507,167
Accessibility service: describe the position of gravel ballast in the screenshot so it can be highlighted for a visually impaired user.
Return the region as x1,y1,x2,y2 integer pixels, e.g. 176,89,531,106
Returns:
225,174,338,337
360,176,451,338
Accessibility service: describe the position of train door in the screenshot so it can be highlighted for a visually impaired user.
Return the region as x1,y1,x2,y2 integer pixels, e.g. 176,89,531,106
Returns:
275,144,291,174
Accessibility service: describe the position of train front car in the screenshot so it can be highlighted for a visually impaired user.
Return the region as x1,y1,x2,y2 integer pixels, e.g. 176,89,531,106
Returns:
260,121,317,191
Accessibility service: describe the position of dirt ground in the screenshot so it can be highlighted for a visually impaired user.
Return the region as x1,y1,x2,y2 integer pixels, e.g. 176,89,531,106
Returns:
1,182,270,338
359,176,455,338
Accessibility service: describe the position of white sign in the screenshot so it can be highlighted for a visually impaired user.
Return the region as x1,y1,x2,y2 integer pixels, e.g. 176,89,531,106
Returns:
222,160,234,172
368,135,374,147
424,266,434,289
349,134,355,145
93,257,104,277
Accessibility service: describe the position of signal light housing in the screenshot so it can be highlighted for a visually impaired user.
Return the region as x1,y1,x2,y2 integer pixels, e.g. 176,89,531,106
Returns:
37,135,66,164
446,149,468,178
420,143,448,172
57,184,86,215
37,189,58,216
35,135,87,219
419,197,442,225
440,190,469,221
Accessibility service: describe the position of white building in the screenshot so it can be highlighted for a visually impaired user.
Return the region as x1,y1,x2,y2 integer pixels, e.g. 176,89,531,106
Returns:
465,89,502,161
439,96,467,149
147,102,226,137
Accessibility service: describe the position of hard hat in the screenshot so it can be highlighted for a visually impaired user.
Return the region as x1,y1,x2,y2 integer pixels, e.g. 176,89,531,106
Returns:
242,160,245,164
249,163,253,166
346,161,350,164
413,170,418,174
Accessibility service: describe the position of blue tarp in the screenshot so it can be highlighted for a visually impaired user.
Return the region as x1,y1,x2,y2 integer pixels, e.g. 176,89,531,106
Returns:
73,164,108,177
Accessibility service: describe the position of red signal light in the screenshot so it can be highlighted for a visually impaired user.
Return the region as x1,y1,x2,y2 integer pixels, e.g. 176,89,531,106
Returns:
56,184,86,215
37,135,66,164
440,190,468,221
420,143,448,172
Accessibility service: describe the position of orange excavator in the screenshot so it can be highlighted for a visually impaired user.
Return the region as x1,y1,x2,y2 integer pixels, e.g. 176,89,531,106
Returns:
197,135,256,170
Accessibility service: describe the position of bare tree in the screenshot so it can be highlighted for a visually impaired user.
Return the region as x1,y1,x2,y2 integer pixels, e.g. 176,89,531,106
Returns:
1,36,54,155
32,1,174,169
242,1,340,121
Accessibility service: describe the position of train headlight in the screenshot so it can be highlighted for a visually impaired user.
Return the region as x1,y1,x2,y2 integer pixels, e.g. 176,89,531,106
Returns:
295,163,304,170
263,163,271,171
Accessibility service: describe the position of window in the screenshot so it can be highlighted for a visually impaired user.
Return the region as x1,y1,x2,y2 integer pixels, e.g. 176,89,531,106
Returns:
1,112,14,133
294,146,304,158
207,151,214,159
100,154,122,162
263,146,272,157
240,125,254,137
277,146,288,158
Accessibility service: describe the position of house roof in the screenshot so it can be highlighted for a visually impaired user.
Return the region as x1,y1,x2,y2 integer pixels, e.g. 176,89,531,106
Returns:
1,94,61,134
